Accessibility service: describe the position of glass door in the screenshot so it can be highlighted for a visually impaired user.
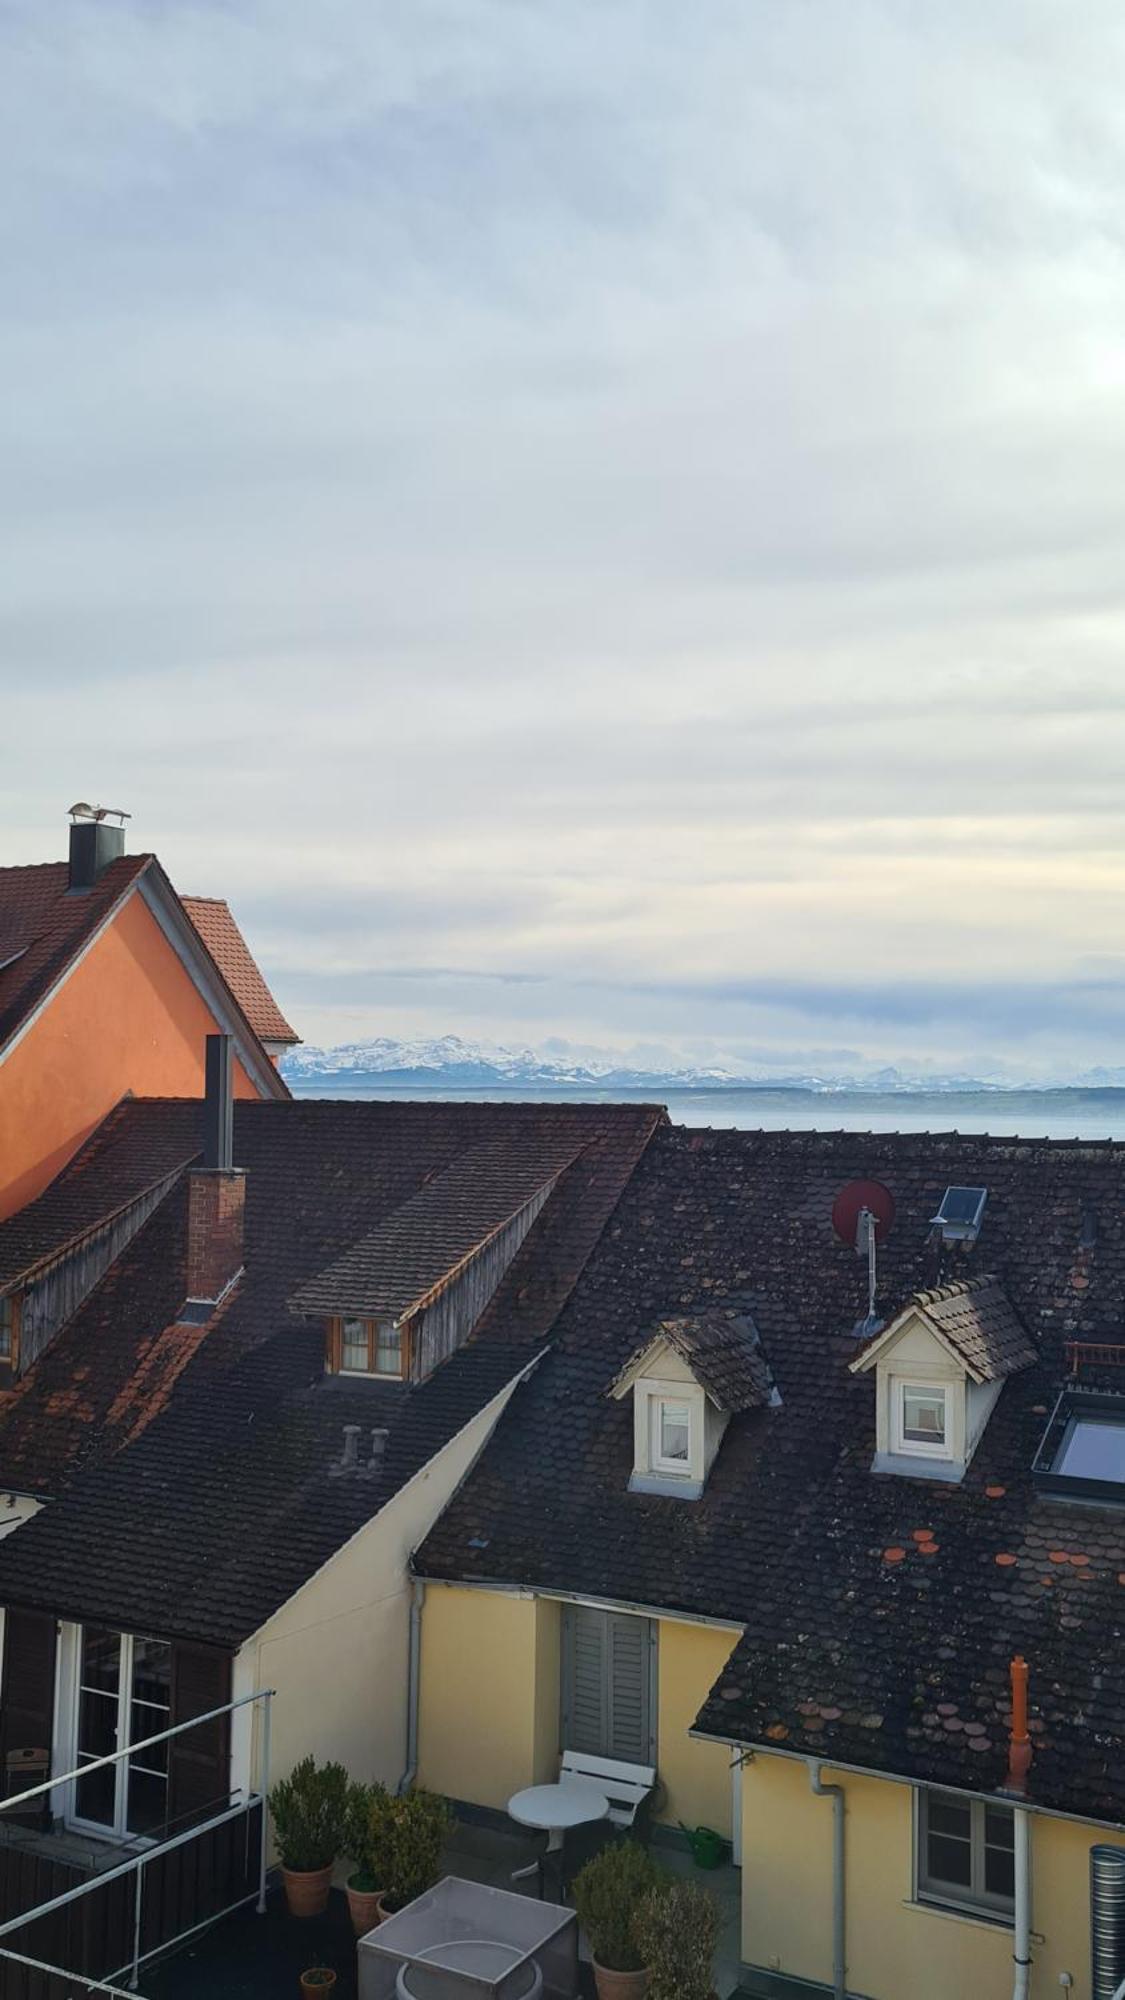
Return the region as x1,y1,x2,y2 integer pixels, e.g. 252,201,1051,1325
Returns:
72,1627,171,1839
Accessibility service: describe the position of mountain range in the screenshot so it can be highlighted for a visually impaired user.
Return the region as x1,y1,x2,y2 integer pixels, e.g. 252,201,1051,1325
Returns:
280,1034,1081,1094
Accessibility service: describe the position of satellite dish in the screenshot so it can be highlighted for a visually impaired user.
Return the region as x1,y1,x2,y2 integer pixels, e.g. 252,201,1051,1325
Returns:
832,1179,896,1250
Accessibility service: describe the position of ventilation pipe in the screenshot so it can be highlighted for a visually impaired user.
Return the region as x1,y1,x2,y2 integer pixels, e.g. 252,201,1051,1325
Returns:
1004,1655,1033,2000
808,1761,845,2000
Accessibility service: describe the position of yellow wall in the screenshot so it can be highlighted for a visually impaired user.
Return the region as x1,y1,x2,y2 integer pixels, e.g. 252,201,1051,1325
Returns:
740,1750,1125,2000
418,1584,737,1838
418,1586,561,1811
235,1375,530,1805
657,1619,735,1838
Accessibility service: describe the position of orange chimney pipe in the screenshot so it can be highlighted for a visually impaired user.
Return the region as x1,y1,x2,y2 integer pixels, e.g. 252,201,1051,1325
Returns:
1006,1654,1032,1792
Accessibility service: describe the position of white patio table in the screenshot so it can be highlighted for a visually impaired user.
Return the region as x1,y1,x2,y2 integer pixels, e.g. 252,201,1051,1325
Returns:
507,1779,610,1898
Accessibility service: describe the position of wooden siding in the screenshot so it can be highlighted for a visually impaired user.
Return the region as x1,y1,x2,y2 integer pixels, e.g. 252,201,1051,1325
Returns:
16,1176,179,1377
411,1178,559,1381
0,1804,262,1998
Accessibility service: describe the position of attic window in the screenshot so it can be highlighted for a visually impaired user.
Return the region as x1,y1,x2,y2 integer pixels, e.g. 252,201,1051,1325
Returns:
932,1187,988,1244
896,1383,951,1458
328,1317,405,1379
0,1293,19,1369
652,1399,692,1474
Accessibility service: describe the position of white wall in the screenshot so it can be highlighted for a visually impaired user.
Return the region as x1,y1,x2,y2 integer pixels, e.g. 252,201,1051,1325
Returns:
236,1366,535,1801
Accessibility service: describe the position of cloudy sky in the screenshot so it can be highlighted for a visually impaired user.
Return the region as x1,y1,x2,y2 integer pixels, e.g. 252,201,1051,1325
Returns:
4,2,1125,1078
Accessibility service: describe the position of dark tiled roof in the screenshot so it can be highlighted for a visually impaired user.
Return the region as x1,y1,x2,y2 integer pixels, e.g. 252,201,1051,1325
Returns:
0,1098,200,1290
291,1135,587,1320
901,1276,1037,1381
0,856,152,1052
416,1124,1125,1826
640,1311,773,1413
0,1096,661,1642
180,897,299,1047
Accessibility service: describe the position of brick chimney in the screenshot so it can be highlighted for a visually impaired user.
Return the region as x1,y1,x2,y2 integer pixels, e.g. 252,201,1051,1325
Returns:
186,1035,245,1307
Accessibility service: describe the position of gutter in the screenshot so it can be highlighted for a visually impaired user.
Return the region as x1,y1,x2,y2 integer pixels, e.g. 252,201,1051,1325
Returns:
397,1579,424,1795
808,1761,846,2000
412,1572,743,1634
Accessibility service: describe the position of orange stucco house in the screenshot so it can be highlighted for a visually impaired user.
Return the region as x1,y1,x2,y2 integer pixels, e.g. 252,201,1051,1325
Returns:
0,810,297,1220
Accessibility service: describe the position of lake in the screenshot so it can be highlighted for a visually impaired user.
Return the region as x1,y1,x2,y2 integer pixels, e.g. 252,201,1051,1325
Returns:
288,1080,1125,1141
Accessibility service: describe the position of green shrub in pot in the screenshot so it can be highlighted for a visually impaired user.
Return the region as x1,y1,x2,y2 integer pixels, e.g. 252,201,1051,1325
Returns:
634,1877,720,2000
571,1839,663,1973
344,1779,388,1892
373,1786,453,1914
268,1756,349,1873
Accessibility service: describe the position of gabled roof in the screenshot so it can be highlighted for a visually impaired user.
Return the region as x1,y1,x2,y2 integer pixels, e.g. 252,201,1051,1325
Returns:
416,1124,1125,1827
290,1134,586,1321
850,1276,1037,1383
180,897,298,1047
0,854,288,1100
0,1097,662,1641
0,856,152,1053
610,1310,774,1413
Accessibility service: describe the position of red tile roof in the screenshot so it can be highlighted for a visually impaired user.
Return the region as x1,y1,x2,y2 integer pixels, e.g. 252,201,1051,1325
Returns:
0,856,154,1052
180,897,298,1047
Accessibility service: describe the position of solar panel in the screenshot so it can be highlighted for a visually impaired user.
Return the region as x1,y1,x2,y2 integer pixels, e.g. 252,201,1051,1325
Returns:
931,1186,988,1241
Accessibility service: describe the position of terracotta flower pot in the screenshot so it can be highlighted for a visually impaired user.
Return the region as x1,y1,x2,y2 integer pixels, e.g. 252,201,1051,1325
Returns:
299,1971,336,1999
282,1863,334,1918
346,1880,384,1936
374,1890,402,1923
592,1964,650,2000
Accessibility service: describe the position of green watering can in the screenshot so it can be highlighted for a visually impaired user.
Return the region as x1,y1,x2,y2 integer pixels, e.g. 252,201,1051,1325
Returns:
679,1822,730,1869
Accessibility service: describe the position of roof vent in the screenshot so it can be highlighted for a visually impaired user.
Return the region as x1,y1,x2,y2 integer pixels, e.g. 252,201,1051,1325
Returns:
932,1186,987,1245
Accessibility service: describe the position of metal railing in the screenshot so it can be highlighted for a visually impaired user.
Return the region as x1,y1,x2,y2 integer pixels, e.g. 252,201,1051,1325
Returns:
0,1684,274,1994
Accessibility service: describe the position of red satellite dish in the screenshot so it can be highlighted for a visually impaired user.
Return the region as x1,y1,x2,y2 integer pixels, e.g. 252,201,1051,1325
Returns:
832,1179,896,1249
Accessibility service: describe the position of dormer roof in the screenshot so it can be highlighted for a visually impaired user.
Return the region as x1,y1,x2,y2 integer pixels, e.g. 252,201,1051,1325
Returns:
849,1275,1036,1384
610,1309,774,1413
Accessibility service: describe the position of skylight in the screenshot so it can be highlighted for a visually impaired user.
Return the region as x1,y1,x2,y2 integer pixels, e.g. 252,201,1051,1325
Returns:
932,1187,988,1243
1033,1390,1125,1501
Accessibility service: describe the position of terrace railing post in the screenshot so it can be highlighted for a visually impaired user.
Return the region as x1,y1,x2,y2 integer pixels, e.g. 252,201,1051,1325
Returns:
129,1857,145,1990
257,1689,271,1915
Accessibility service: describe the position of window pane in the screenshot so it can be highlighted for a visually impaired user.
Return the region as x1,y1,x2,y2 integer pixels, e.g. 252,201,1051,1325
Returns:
927,1831,973,1888
77,1629,121,1827
984,1841,1015,1900
0,1297,11,1360
375,1324,403,1375
76,1756,116,1828
984,1805,1014,1851
342,1318,369,1370
929,1796,971,1839
659,1402,690,1463
1057,1419,1125,1483
903,1387,946,1445
80,1628,120,1697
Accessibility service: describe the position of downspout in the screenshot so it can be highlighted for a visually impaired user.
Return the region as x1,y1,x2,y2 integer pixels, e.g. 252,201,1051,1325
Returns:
808,1761,846,2000
397,1579,424,1795
1005,1655,1033,2000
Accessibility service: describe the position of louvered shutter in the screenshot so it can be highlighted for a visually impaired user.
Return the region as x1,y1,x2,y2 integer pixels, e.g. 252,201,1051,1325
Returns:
562,1607,654,1763
0,1609,57,1825
168,1643,232,1831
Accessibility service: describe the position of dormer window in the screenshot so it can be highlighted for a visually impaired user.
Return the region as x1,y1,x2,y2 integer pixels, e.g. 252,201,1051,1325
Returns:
609,1310,775,1501
329,1317,406,1379
0,1292,19,1371
851,1278,1035,1483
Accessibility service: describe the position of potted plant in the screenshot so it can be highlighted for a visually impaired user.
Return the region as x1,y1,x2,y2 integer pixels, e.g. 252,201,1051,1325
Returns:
299,1972,337,1999
371,1786,453,1918
343,1778,389,1935
571,1839,663,1999
634,1877,720,2000
268,1755,348,1917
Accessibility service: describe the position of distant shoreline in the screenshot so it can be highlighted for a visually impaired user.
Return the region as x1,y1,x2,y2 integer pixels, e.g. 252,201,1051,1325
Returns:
288,1077,1125,1102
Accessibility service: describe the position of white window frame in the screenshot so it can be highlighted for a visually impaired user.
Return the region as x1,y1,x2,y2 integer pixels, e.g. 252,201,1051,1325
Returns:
651,1396,693,1476
66,1626,171,1844
894,1379,953,1460
915,1787,1015,1922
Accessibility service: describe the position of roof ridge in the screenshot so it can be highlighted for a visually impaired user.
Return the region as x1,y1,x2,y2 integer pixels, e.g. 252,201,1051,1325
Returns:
912,1274,999,1306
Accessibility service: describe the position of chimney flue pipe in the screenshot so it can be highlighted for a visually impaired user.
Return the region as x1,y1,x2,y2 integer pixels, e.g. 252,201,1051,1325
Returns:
203,1035,234,1171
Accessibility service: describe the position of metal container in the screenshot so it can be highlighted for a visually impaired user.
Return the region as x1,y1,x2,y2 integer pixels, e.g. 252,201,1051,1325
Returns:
1091,1843,1125,1999
358,1876,577,2000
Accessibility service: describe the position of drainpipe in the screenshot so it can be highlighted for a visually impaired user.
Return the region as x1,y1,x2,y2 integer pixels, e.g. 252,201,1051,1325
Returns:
397,1579,424,1795
808,1761,846,2000
1005,1656,1033,2000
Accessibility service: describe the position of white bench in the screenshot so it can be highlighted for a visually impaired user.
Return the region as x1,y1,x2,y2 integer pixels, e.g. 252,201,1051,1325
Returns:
558,1750,657,1832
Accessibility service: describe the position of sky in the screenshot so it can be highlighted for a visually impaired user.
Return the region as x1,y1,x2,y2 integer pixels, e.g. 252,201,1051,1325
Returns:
4,2,1125,1080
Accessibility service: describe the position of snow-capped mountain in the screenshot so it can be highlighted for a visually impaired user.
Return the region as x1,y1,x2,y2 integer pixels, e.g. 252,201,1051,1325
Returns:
281,1035,1013,1094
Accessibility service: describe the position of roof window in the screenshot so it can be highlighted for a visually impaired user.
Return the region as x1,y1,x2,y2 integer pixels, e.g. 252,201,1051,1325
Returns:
932,1187,988,1245
1033,1390,1125,1501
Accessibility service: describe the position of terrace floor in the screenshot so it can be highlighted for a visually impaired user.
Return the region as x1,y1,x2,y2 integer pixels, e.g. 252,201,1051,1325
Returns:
140,1818,744,1999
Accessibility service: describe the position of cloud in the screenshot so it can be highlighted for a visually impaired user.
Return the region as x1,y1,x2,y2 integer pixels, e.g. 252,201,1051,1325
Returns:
3,1,1125,1073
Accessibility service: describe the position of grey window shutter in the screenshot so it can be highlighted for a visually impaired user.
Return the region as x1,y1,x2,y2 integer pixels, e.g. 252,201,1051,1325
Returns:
561,1607,655,1763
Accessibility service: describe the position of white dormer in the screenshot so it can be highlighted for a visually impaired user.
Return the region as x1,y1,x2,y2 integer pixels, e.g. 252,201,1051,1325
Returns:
609,1311,775,1500
849,1277,1035,1482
